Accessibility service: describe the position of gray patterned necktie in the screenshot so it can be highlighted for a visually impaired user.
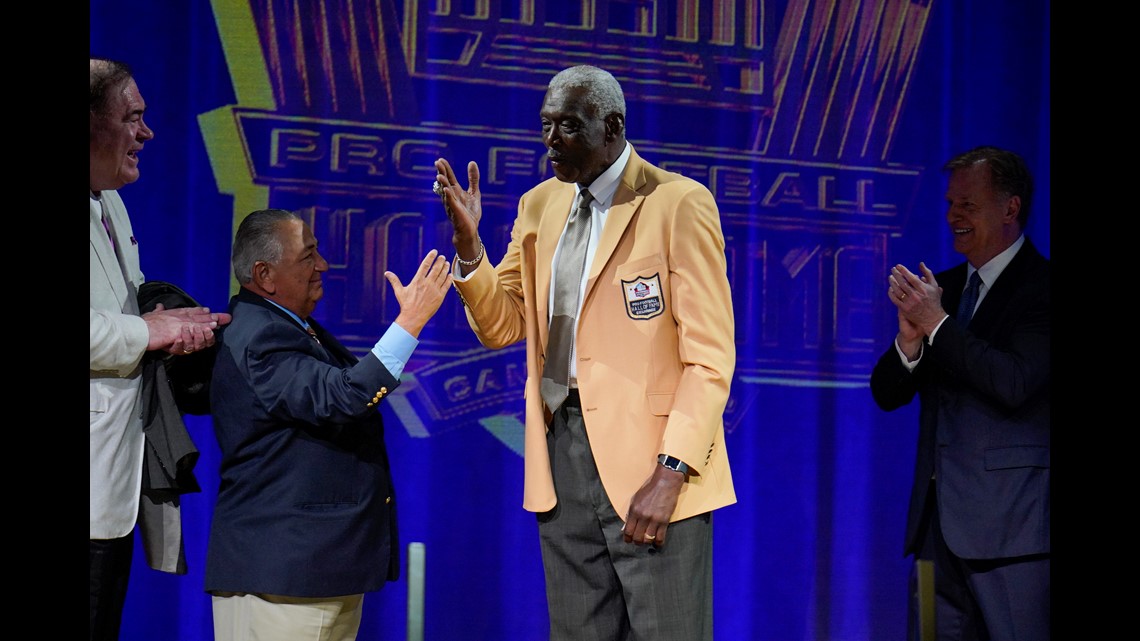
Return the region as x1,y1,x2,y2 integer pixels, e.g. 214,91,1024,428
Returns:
541,189,594,413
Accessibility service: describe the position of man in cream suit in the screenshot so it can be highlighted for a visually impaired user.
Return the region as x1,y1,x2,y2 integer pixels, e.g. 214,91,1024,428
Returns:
90,57,230,641
434,65,736,641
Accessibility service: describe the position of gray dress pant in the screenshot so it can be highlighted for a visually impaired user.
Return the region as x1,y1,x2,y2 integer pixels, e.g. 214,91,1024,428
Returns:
538,401,713,641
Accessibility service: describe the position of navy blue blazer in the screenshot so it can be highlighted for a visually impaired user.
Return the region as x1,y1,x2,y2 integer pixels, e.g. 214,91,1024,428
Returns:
205,288,401,597
871,238,1050,561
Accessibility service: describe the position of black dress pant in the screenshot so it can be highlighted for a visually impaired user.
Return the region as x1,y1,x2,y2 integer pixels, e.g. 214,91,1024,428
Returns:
912,484,1050,641
90,534,134,641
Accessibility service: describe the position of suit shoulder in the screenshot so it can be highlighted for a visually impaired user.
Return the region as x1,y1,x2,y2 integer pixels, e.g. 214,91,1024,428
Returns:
518,177,575,215
228,295,274,321
641,162,713,197
522,176,570,199
1026,247,1051,274
1007,241,1051,286
224,300,295,343
636,156,690,182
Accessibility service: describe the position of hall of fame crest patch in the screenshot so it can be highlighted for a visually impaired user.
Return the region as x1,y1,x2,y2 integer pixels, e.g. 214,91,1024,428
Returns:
621,274,665,320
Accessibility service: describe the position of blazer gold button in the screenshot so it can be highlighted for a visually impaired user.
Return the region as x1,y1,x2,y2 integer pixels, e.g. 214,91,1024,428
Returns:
386,496,392,504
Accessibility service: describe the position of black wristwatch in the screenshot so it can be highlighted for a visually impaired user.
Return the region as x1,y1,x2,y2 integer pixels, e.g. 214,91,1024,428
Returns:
658,454,690,476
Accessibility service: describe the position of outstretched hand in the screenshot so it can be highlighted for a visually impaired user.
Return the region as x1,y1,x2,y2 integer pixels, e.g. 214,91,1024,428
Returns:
386,249,452,338
434,158,483,271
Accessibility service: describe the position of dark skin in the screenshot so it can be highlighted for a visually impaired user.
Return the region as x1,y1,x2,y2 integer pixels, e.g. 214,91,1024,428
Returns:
434,84,626,275
433,83,686,548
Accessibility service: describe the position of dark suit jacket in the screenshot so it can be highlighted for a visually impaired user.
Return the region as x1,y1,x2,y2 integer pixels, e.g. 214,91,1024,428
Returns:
871,238,1050,561
205,288,400,597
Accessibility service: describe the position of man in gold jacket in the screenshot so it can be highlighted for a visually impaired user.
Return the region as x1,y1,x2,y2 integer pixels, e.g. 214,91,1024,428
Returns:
434,64,736,641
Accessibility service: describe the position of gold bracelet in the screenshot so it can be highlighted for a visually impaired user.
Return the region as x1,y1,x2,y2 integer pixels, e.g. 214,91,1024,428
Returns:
456,241,484,267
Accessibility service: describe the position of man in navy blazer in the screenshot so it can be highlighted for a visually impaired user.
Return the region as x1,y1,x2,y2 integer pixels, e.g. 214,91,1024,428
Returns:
871,146,1050,641
206,208,451,641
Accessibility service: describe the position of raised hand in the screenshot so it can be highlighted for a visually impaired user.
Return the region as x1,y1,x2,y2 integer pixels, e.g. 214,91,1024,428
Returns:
385,249,452,337
434,158,483,272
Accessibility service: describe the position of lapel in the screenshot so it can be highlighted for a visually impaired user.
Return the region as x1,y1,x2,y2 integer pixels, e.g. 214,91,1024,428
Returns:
534,186,578,327
234,289,355,366
307,316,358,366
968,239,1040,333
91,205,130,306
585,150,647,302
532,146,648,336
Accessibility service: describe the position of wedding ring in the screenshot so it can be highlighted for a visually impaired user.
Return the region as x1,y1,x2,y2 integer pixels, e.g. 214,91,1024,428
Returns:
899,292,907,300
644,534,656,540
183,349,193,354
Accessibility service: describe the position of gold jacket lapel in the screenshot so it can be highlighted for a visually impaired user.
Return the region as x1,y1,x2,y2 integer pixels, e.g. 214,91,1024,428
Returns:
535,187,577,327
585,152,648,299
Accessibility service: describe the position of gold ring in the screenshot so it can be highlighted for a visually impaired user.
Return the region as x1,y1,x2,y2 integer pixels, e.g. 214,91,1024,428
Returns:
183,349,193,354
644,534,656,540
899,292,907,300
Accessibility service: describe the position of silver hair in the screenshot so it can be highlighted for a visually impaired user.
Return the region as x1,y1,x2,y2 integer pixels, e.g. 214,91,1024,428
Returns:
231,209,300,284
548,65,626,120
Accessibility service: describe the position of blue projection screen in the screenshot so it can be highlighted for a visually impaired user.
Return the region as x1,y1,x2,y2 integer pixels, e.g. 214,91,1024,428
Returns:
90,1,1049,639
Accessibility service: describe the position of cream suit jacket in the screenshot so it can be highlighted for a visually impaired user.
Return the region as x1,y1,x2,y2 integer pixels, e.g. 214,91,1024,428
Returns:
90,190,149,539
454,146,737,522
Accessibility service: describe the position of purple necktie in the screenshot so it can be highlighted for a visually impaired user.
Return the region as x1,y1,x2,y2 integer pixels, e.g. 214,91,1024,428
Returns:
101,212,119,257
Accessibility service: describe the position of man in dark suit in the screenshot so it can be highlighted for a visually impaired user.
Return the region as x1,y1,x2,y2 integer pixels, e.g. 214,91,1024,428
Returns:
205,208,451,641
871,146,1050,641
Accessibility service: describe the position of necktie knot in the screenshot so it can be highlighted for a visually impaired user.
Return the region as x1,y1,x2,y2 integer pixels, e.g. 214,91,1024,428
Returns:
571,190,594,223
304,323,321,344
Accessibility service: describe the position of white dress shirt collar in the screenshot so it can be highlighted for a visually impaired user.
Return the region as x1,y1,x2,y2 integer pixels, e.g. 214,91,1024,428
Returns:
577,142,631,208
969,234,1025,292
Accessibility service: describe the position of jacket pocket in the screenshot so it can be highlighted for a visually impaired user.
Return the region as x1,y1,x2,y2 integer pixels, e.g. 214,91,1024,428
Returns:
90,385,110,413
647,392,674,416
614,254,665,282
984,445,1049,470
